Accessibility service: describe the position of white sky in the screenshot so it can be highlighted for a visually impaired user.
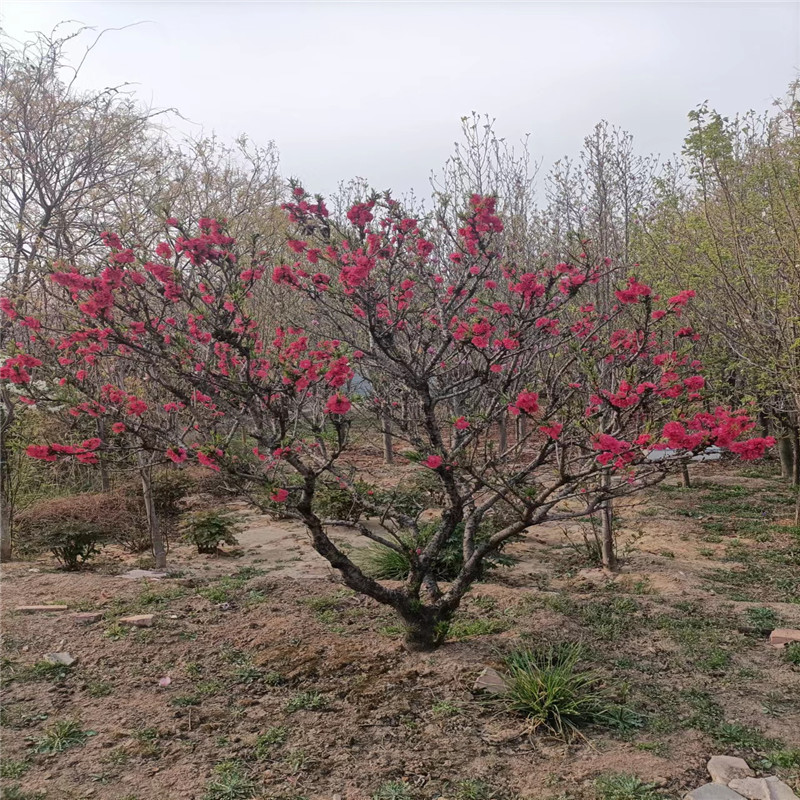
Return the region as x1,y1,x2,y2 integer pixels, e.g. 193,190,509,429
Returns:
1,1,798,198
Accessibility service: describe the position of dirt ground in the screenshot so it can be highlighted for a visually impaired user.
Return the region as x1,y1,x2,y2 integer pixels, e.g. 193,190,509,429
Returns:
1,461,799,800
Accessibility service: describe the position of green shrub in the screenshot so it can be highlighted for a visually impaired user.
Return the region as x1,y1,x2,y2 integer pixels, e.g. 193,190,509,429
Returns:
27,519,106,569
784,642,800,666
504,643,620,740
183,510,241,554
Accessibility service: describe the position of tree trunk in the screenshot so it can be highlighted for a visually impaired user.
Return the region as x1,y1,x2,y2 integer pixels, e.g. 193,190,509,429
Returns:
498,412,507,454
793,423,800,487
680,462,691,488
400,607,449,651
0,500,11,563
778,433,794,481
516,414,527,444
600,472,616,570
97,418,111,492
795,489,800,528
137,453,167,570
382,413,393,465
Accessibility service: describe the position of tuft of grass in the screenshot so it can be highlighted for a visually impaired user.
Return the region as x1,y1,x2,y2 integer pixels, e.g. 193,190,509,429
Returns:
503,643,625,740
745,606,782,632
373,781,414,800
203,760,257,800
0,759,30,779
286,691,329,712
452,779,497,800
448,617,509,639
784,642,800,666
33,719,93,754
595,773,662,800
253,726,287,760
355,544,411,580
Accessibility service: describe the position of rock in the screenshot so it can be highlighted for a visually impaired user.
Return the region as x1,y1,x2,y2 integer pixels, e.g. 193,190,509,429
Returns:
118,614,154,627
45,652,76,666
119,569,167,580
685,785,747,800
707,755,754,784
769,629,800,648
729,777,799,800
72,612,102,625
15,605,68,613
473,666,508,695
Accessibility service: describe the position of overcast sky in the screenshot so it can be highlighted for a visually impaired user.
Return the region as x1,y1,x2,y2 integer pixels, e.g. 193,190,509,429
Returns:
1,1,798,198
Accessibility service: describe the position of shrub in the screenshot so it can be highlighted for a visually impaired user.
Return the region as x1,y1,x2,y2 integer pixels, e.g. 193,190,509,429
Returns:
182,510,241,554
15,489,151,561
503,643,620,740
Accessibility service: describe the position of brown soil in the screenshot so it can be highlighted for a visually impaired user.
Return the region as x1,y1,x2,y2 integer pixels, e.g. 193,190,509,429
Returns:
1,463,799,800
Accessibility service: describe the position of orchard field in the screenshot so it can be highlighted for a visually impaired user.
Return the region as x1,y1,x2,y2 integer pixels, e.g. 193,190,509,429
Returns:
2,23,800,800
1,452,799,800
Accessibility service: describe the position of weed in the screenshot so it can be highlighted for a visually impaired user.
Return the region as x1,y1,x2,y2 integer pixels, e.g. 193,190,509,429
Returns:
33,719,93,754
86,680,113,697
203,760,257,800
11,660,72,684
452,779,497,800
784,642,800,666
432,700,462,717
594,773,662,800
103,622,128,641
745,606,782,632
760,749,800,769
1,787,46,800
286,691,329,712
0,759,30,778
373,782,414,800
253,726,288,759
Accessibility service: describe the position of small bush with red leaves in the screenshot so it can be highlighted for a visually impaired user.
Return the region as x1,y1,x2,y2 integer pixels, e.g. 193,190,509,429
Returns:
15,492,143,568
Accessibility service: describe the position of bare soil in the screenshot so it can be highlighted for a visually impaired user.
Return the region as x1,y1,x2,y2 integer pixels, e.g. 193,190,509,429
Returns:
1,462,799,800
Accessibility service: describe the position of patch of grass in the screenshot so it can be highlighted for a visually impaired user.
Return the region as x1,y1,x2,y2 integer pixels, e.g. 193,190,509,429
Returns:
451,779,497,800
714,722,779,751
0,759,30,778
760,748,800,769
253,726,288,760
203,760,257,800
103,622,128,640
286,691,329,712
32,719,93,754
744,606,782,632
170,694,202,707
11,659,72,684
86,680,113,697
1,787,46,800
373,781,414,800
131,726,162,758
784,642,800,666
580,597,640,640
594,773,662,800
503,643,627,740
448,617,509,639
432,700,462,717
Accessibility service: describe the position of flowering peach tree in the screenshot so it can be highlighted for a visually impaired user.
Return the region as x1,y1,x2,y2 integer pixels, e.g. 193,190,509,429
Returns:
1,197,773,647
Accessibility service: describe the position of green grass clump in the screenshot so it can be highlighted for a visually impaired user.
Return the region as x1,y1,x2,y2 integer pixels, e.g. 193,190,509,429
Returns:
33,719,93,754
503,643,626,740
373,781,414,800
203,760,257,800
595,773,663,800
286,691,328,712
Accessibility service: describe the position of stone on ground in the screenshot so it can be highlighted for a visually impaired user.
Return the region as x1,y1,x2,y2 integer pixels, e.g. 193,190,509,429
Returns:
728,777,799,800
707,756,754,784
15,605,68,613
45,652,76,666
118,614,154,627
685,785,747,800
768,629,800,648
472,666,508,695
119,569,167,580
72,612,102,624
